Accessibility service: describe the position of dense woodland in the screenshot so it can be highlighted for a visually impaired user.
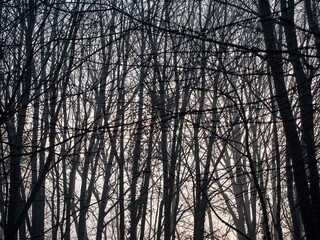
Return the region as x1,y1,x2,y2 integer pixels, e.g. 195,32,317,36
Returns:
0,0,320,239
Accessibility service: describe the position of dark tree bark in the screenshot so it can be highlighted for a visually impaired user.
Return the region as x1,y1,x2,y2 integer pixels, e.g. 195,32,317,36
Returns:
258,0,318,239
280,0,320,230
6,1,35,238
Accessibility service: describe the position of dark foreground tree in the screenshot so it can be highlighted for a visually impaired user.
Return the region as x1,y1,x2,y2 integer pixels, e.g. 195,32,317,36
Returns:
0,0,319,239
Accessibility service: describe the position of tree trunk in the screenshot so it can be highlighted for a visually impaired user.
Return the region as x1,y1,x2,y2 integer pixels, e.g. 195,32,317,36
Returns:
280,0,320,230
6,1,35,238
258,1,318,239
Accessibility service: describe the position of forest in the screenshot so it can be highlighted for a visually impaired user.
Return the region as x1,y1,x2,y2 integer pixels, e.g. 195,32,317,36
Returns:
0,0,320,239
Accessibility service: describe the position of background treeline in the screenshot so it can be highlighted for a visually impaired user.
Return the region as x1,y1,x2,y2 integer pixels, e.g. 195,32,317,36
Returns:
0,0,320,239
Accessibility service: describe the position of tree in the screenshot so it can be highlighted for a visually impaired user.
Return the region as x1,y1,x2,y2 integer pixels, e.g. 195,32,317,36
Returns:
0,0,319,239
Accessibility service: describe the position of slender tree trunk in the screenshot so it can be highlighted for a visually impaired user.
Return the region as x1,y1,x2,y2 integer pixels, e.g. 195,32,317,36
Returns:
271,93,284,240
161,2,171,238
286,147,303,240
304,0,320,62
139,55,158,240
95,9,116,239
130,27,146,240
